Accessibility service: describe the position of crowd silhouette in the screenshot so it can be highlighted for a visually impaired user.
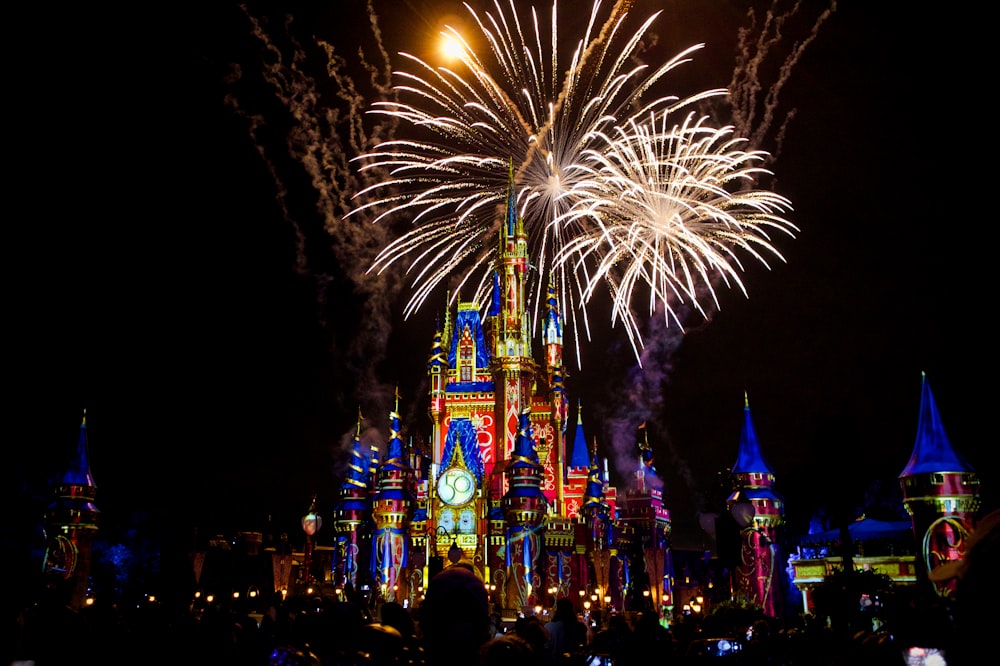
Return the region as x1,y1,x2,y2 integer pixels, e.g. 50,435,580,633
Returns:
11,542,997,666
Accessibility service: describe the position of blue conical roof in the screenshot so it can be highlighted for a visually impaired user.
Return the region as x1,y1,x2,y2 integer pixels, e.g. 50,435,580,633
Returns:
381,405,408,472
510,410,541,469
899,373,972,477
544,281,562,344
583,445,606,507
569,402,590,468
63,410,96,488
427,319,447,369
732,393,774,475
488,271,501,317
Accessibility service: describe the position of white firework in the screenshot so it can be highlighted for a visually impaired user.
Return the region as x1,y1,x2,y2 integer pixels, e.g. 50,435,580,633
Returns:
557,110,796,359
348,0,791,365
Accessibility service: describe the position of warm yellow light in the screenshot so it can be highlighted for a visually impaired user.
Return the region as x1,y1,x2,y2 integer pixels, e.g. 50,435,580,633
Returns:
206,595,215,603
233,592,240,599
148,595,156,603
439,35,464,62
85,597,95,606
696,595,704,605
584,601,591,610
643,590,650,597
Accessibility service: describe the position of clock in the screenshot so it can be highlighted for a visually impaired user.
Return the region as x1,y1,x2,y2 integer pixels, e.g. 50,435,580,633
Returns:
437,466,476,506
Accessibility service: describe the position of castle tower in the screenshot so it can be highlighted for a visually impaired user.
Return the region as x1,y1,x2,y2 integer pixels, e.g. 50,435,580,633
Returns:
725,393,783,618
427,319,447,457
563,403,592,519
616,424,673,616
501,409,547,611
581,439,613,612
544,280,568,515
417,165,623,608
332,410,372,590
43,410,100,611
372,390,417,603
493,168,537,463
899,372,980,600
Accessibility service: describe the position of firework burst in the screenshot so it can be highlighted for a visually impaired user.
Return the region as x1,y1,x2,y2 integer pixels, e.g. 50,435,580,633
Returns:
558,110,796,359
348,0,793,365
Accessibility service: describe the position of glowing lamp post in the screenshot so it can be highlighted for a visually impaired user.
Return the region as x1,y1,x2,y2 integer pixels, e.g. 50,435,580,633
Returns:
301,497,322,586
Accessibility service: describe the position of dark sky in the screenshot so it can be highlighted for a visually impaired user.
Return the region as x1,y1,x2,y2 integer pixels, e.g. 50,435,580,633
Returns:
12,1,995,555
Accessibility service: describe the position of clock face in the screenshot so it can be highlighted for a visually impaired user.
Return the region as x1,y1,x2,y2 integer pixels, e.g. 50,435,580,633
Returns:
437,467,476,506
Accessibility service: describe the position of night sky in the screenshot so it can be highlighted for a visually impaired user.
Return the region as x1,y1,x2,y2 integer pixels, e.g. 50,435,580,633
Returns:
11,0,995,563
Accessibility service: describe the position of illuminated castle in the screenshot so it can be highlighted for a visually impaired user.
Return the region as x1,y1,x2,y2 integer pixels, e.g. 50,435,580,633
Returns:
328,173,675,618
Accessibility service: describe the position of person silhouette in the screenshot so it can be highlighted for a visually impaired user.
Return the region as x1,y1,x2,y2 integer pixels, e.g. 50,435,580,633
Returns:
417,565,491,666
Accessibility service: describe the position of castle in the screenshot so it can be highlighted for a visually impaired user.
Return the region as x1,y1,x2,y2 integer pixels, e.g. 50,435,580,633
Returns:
329,176,673,619
41,182,984,625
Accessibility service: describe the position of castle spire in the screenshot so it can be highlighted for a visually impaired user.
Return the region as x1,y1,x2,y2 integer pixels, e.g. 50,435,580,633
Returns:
372,390,416,601
570,401,591,469
502,408,546,610
43,409,100,610
494,159,535,462
899,372,980,600
726,392,783,618
332,408,373,589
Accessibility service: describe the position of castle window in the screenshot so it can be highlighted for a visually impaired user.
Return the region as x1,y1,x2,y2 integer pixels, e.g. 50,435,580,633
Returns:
459,325,474,382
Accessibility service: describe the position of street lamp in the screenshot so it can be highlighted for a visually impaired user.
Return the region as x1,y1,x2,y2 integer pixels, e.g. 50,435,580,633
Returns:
301,497,322,586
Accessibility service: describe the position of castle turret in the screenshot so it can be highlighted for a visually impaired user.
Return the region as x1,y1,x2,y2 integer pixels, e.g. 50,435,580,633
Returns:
502,409,547,611
725,393,783,618
581,438,613,612
372,390,417,603
332,411,372,590
544,280,568,515
43,410,100,611
899,372,980,600
427,318,447,457
616,423,672,615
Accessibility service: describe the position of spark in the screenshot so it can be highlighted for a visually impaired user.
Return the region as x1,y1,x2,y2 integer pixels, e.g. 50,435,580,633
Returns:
348,0,736,366
557,111,796,361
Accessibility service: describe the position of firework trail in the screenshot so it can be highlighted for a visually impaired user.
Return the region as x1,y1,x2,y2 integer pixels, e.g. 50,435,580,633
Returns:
225,2,421,463
719,0,837,172
349,0,730,366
